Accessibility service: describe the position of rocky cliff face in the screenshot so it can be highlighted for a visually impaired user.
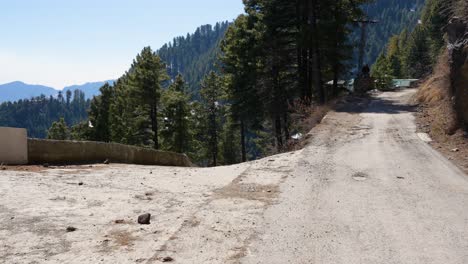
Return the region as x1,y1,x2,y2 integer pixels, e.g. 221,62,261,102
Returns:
447,18,468,130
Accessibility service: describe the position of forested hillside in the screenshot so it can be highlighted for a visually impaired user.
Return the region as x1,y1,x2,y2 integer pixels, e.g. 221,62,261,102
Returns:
357,0,426,68
0,80,114,103
0,90,90,138
157,22,229,96
83,0,371,166
0,81,57,103
371,0,452,85
1,0,437,167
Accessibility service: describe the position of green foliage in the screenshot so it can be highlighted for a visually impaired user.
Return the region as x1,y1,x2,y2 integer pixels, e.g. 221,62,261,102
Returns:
70,121,93,141
88,83,113,142
0,91,89,138
352,0,426,67
219,0,370,154
422,0,451,64
219,114,241,165
47,118,70,140
200,71,224,166
157,22,230,97
104,47,169,149
403,25,433,78
372,0,454,79
160,74,192,154
371,53,394,90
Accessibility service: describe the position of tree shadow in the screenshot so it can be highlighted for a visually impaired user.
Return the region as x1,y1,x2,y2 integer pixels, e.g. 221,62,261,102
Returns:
334,94,417,114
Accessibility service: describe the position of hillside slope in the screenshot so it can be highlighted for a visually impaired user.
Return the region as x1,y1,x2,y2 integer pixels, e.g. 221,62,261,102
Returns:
414,17,468,173
157,22,229,96
0,81,114,103
356,0,426,67
0,82,56,103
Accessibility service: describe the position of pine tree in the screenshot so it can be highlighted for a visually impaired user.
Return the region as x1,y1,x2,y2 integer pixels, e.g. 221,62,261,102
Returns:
70,121,93,140
371,53,394,90
221,14,263,162
220,114,241,165
161,74,192,154
47,117,70,140
403,26,432,78
200,71,223,166
88,83,113,142
422,0,451,64
128,46,169,149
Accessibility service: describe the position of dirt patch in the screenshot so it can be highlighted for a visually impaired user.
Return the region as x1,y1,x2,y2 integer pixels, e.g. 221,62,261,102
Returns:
214,175,280,205
0,164,109,174
100,230,138,253
0,165,47,173
416,108,468,174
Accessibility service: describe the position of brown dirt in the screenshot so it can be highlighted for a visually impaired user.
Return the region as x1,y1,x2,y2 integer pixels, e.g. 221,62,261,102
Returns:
415,106,468,174
287,96,343,151
0,165,47,173
0,164,109,173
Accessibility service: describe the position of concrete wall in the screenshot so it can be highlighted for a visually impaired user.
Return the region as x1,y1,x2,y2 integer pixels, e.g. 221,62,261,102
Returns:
28,139,193,167
0,127,28,165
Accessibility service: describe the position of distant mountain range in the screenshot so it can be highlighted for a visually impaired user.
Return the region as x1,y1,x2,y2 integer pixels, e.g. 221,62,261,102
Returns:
0,80,114,103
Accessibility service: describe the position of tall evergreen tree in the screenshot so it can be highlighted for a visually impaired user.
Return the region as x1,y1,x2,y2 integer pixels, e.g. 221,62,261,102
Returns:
404,26,432,78
88,83,113,142
161,74,192,154
129,46,169,149
200,71,223,166
221,14,263,162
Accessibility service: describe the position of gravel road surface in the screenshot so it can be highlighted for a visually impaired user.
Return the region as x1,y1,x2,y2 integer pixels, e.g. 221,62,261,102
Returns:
1,88,466,263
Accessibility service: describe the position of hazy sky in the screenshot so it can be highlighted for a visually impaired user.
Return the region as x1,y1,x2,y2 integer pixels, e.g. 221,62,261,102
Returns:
0,0,244,89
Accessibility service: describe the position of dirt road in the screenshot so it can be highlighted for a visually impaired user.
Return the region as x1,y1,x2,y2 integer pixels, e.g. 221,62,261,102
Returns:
1,88,467,263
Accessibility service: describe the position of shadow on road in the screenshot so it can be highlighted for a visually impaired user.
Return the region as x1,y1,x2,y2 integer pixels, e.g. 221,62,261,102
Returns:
335,94,417,115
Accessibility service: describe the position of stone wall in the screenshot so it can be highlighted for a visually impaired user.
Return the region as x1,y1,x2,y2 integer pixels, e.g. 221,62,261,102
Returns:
28,139,193,167
0,127,28,165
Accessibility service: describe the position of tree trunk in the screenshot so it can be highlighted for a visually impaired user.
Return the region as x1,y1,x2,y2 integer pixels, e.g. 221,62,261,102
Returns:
283,110,290,144
151,104,159,149
309,0,324,103
210,110,218,167
176,104,183,153
240,120,247,162
296,0,312,103
275,115,283,151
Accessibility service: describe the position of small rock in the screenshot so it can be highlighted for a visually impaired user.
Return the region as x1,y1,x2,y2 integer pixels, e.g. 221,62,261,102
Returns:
66,226,77,232
103,159,110,165
397,176,405,179
1,167,6,170
43,163,49,168
78,182,84,186
451,148,460,152
162,256,174,262
114,219,125,224
150,171,153,174
138,213,151,225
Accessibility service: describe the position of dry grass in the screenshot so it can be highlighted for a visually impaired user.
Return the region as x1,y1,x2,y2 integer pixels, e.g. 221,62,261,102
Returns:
286,97,340,151
414,51,459,135
414,49,468,174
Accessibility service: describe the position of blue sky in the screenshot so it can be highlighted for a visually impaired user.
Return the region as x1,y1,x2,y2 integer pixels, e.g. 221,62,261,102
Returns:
0,0,244,89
